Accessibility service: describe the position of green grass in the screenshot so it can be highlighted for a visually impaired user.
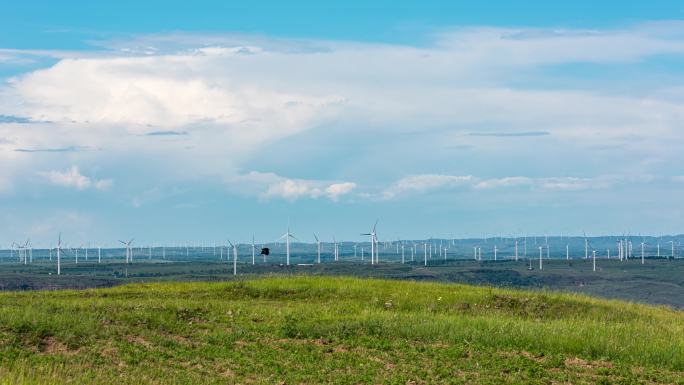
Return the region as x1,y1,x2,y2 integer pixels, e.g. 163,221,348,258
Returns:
3,258,684,309
0,276,682,384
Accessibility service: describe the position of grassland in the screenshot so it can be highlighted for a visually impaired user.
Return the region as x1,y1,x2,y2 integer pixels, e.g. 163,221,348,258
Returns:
2,258,683,308
0,276,682,384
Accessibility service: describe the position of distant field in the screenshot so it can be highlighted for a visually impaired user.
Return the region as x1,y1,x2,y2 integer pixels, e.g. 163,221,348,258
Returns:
0,277,682,384
0,257,683,308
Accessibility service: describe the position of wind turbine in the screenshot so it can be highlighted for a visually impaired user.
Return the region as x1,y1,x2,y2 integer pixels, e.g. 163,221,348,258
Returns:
12,241,24,264
313,233,321,263
118,239,134,263
332,237,340,261
75,244,81,264
56,233,63,275
584,232,588,260
538,246,543,270
251,235,257,265
424,243,427,266
361,220,378,265
279,226,296,266
228,240,238,275
19,239,30,265
514,239,519,261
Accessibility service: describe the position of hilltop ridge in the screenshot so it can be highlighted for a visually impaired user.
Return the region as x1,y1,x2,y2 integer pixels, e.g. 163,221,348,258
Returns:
0,277,682,384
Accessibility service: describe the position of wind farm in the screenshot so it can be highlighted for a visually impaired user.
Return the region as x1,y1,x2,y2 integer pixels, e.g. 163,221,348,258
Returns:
1,227,683,308
3,1,684,383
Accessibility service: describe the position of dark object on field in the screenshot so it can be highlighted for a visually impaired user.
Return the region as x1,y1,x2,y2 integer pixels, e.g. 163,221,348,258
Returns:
260,248,270,256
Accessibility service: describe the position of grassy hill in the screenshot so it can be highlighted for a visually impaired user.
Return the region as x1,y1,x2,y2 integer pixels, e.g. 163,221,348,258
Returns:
0,277,682,384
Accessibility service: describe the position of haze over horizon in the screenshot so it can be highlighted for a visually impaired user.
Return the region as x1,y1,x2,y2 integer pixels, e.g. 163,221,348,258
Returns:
2,1,684,245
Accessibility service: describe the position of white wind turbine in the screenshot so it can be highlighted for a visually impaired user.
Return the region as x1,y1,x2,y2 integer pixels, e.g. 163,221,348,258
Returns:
424,242,427,266
251,235,257,265
118,239,134,263
538,246,543,270
279,226,297,266
514,238,519,261
361,220,379,265
228,240,238,275
21,239,30,264
332,237,338,261
12,240,26,264
313,233,321,263
56,233,64,275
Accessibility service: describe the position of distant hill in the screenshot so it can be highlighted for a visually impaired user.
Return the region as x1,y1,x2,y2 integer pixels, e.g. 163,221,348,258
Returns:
0,277,682,384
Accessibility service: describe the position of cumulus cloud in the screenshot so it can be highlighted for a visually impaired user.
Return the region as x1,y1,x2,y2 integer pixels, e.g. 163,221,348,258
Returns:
1,22,684,206
38,166,112,191
3,55,343,131
227,171,355,201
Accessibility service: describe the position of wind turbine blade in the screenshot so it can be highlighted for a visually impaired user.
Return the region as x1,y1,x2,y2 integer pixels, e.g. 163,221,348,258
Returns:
313,233,319,242
372,219,378,233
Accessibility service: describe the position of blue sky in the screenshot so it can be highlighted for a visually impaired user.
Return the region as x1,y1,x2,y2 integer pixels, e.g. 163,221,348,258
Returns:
1,1,684,246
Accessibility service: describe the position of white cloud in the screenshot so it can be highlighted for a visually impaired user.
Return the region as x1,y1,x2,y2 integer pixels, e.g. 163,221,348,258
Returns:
1,22,684,205
227,171,355,202
383,174,474,199
381,174,670,199
325,182,357,201
474,177,532,189
5,56,343,130
38,166,112,191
